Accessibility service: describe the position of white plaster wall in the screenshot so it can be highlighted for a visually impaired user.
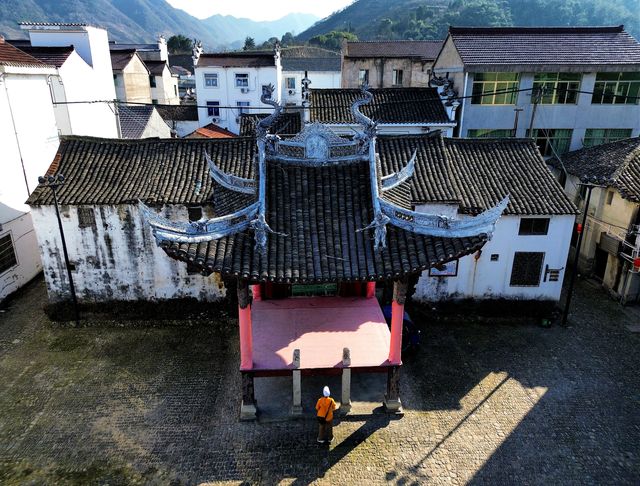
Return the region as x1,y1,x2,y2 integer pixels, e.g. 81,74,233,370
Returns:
31,204,226,303
195,64,280,134
0,71,58,301
56,51,119,138
414,214,576,302
460,72,640,151
281,71,341,106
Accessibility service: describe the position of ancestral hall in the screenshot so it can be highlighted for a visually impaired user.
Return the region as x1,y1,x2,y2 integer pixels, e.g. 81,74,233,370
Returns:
141,86,507,418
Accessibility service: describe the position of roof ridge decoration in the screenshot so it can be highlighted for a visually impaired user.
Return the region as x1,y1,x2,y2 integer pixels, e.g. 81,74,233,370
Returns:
140,85,508,257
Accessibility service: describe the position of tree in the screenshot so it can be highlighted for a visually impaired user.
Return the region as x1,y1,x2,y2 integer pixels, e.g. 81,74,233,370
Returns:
243,37,256,51
167,35,193,54
309,31,358,51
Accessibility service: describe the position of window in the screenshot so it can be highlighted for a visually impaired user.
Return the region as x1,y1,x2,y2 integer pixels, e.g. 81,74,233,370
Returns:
527,128,573,157
206,101,220,117
0,234,17,274
583,128,633,147
518,218,550,235
77,207,96,229
286,77,296,90
149,75,157,88
236,101,250,115
510,252,545,287
467,129,514,138
532,73,581,104
471,72,519,105
235,73,249,88
204,73,218,88
188,206,203,221
606,191,614,205
592,72,640,104
358,69,369,86
392,69,403,86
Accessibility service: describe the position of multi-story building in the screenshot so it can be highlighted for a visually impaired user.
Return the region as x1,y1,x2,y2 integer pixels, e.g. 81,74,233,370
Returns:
194,49,281,134
111,37,180,105
0,37,59,301
432,26,640,155
9,23,119,138
111,49,152,104
549,138,640,304
280,47,341,106
341,40,443,88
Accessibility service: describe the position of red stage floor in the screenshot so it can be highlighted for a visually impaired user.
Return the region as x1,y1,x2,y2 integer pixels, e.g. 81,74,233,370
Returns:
252,297,392,371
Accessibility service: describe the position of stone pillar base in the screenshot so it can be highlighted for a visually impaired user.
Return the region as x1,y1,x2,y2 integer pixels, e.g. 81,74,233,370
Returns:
383,395,403,414
240,401,257,421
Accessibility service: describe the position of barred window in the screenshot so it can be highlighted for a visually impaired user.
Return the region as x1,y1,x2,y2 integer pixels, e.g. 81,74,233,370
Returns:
471,72,519,105
527,128,573,157
77,207,96,229
592,72,640,105
510,252,544,287
0,234,18,274
532,73,581,104
467,129,514,138
583,128,633,147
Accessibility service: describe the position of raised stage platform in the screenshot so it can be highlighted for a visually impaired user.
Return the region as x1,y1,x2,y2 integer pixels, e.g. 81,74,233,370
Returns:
251,297,392,371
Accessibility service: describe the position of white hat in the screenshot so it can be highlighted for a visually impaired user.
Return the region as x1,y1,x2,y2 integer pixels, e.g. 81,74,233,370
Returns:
323,386,330,397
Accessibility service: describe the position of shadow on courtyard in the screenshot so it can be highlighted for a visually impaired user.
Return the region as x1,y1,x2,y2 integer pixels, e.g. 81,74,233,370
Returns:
0,278,638,483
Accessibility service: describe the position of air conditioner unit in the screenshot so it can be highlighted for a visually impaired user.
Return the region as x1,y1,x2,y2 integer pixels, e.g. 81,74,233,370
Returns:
288,89,296,95
240,87,249,94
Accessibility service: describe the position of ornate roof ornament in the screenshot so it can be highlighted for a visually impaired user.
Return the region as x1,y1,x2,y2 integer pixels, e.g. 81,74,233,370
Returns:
140,84,508,259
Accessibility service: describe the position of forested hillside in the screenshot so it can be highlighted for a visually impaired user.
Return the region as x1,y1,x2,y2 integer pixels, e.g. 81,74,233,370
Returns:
299,0,640,42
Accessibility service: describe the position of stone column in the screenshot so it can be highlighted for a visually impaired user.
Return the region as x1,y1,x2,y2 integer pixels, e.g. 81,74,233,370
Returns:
388,278,407,365
240,372,257,420
291,349,302,416
237,280,253,370
366,281,376,299
384,365,402,413
341,347,352,414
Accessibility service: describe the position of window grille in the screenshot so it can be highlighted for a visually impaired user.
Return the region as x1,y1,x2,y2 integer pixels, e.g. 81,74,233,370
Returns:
0,234,17,274
471,72,519,105
77,207,96,229
510,252,544,287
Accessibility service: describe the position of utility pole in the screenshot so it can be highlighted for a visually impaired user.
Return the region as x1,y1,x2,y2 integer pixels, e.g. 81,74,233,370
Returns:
513,107,524,136
38,174,81,326
562,183,598,326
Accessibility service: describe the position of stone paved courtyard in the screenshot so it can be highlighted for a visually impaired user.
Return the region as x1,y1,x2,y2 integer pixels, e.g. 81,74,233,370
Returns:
0,278,638,485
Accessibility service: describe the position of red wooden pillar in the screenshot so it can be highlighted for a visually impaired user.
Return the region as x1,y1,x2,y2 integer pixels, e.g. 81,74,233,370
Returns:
251,284,262,302
388,278,407,365
237,280,253,370
366,281,376,299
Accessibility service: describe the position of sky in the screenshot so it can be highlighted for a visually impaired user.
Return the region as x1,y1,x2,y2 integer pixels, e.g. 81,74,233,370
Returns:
166,0,353,21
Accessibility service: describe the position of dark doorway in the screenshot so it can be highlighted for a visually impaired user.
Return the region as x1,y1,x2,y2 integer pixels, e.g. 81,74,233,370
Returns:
593,247,608,281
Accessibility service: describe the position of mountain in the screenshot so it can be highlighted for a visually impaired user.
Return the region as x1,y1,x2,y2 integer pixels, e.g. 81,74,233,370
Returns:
202,13,319,49
298,0,640,42
0,0,319,50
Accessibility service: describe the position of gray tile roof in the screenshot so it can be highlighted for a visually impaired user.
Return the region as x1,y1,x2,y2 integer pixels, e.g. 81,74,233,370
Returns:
197,52,275,68
26,136,487,282
345,41,443,60
281,57,340,72
448,26,640,70
118,105,155,139
549,137,640,202
309,88,451,124
238,112,303,136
